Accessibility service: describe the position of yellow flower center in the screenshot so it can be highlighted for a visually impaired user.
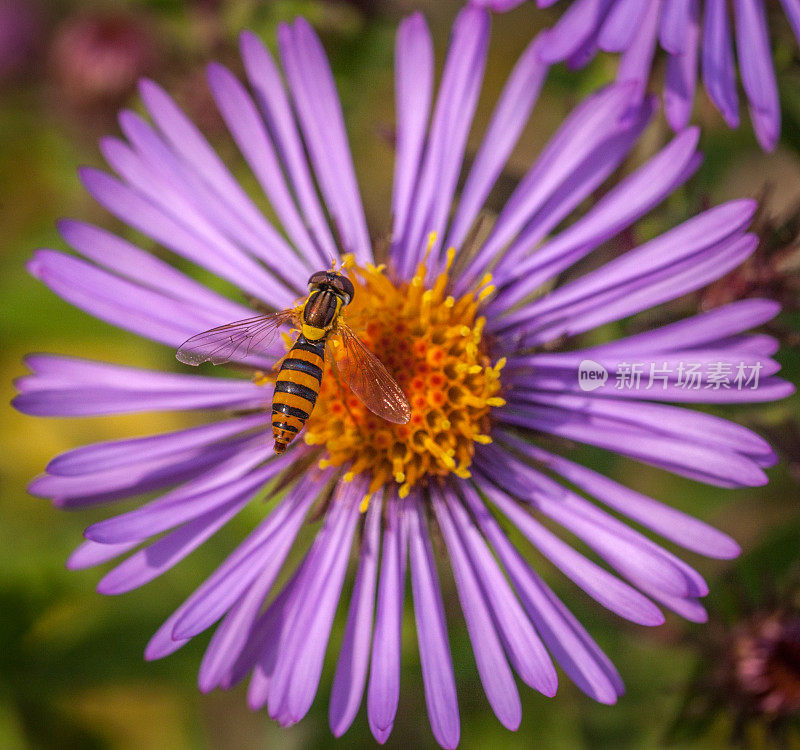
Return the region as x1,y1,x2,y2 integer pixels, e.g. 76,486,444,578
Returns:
305,237,505,506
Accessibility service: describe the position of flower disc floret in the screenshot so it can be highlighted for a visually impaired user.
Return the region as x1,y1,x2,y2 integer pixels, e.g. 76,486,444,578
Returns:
304,244,504,501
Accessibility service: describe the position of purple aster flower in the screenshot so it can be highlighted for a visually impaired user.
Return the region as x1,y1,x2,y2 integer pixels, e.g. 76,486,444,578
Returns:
473,0,799,151
14,7,795,747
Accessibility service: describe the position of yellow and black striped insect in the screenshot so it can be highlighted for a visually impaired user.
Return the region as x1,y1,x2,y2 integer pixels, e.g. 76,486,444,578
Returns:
176,269,411,453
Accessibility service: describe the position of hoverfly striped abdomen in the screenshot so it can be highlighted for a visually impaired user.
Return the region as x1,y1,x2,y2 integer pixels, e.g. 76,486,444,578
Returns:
272,335,327,453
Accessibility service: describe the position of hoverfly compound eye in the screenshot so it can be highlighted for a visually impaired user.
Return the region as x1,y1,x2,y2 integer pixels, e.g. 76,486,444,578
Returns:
332,275,355,305
307,271,327,292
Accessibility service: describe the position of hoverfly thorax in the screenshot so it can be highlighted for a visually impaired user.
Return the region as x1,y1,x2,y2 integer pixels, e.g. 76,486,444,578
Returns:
303,271,355,329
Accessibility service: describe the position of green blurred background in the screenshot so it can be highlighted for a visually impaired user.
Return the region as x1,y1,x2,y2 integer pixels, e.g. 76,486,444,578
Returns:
1,1,799,748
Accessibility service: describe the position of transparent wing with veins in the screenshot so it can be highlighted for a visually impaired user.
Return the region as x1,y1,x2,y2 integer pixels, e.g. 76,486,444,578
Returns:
334,322,411,424
176,310,297,366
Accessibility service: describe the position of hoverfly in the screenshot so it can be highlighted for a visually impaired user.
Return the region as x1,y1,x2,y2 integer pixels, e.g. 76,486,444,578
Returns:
176,269,411,453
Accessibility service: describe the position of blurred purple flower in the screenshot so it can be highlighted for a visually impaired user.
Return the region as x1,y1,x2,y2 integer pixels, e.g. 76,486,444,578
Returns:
0,0,40,82
49,10,158,108
475,0,799,151
14,7,794,747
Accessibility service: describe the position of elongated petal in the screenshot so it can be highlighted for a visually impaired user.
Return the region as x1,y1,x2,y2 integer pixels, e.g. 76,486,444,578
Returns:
445,487,558,695
396,7,489,279
408,496,460,749
732,0,780,150
432,489,521,730
445,34,548,251
48,414,267,477
367,494,407,742
110,114,309,292
58,220,253,322
239,30,337,259
599,0,650,51
205,62,325,268
478,479,665,626
701,0,740,127
278,20,371,264
510,440,740,558
664,0,700,130
267,480,361,725
489,127,700,311
329,493,382,736
538,0,614,64
616,0,660,105
390,14,433,261
659,0,691,54
85,449,291,543
457,83,639,291
30,434,265,508
97,491,254,594
461,484,623,703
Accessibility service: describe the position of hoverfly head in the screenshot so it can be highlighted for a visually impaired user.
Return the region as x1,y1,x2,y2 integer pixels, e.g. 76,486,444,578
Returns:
307,270,355,306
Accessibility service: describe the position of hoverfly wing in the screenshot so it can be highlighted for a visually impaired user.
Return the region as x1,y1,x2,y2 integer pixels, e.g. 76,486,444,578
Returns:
176,310,296,366
336,323,411,424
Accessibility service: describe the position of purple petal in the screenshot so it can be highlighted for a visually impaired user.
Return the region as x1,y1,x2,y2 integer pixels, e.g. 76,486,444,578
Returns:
390,14,433,263
659,0,691,54
79,165,289,309
14,356,267,417
48,413,266,477
164,473,324,643
664,0,700,130
97,490,255,594
779,0,800,43
479,445,709,599
732,0,780,150
135,78,307,287
395,7,489,279
239,30,338,259
498,400,769,487
616,0,660,105
67,539,139,570
445,34,548,251
489,99,656,288
367,493,407,742
408,496,460,749
457,83,638,292
488,127,700,311
28,249,241,352
537,0,614,64
588,297,776,354
245,575,303,705
112,112,309,293
445,488,558,695
478,479,665,626
85,448,290,544
701,0,740,128
503,375,775,458
495,200,757,343
329,493,382,737
205,62,326,268
598,0,650,52
267,480,361,725
30,434,265,508
277,20,371,264
58,220,253,323
432,489,521,730
198,556,287,693
461,484,623,703
516,442,740,558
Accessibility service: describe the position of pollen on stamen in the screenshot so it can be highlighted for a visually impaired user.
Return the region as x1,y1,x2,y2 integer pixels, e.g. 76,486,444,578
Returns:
302,253,504,499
